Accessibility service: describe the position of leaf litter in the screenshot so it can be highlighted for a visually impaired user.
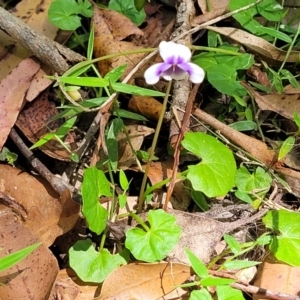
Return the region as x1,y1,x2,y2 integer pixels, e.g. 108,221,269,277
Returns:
1,0,300,299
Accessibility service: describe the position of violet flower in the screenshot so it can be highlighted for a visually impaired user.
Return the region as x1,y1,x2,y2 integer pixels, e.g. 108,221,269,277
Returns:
144,41,205,84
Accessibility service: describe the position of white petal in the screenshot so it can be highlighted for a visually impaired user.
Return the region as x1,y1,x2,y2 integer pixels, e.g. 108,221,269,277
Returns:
179,62,205,83
144,63,166,84
159,41,191,63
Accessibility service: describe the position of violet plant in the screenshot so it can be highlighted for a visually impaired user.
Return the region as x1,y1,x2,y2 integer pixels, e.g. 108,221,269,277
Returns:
139,41,236,211
69,40,236,285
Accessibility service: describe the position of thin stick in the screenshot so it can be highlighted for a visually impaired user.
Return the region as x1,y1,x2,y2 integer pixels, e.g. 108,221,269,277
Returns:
164,84,199,211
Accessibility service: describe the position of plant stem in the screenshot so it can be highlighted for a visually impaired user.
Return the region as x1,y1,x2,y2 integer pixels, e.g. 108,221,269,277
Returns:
137,80,172,213
99,229,107,251
190,45,244,56
129,213,150,231
278,21,300,73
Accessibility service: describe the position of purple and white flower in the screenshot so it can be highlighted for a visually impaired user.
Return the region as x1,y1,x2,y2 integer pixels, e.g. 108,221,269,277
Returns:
144,41,205,84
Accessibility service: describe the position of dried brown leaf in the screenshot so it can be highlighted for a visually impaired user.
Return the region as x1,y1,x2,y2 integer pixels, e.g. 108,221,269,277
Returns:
93,5,144,78
0,58,40,151
0,164,79,246
254,261,300,299
206,26,300,64
0,0,58,80
128,95,163,120
99,262,191,300
16,92,76,161
197,0,229,13
117,124,154,169
243,83,300,120
0,209,58,300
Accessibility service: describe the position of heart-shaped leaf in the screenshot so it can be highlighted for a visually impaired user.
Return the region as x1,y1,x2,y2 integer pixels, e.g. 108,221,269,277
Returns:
69,239,126,283
182,132,236,197
125,210,181,262
263,210,300,266
81,167,112,234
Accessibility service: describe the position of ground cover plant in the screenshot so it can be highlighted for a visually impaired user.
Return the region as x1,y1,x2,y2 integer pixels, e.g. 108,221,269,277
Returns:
0,0,300,299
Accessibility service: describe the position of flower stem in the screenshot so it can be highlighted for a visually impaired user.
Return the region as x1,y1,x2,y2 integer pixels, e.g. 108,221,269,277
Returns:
137,80,173,213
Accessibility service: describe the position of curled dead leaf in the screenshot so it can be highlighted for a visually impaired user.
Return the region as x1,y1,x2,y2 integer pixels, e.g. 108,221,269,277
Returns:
128,95,163,120
93,5,145,78
243,83,300,120
206,26,300,64
0,58,40,151
0,164,79,246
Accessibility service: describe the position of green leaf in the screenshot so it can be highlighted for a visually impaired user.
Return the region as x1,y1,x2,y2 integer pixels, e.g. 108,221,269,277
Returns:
113,109,148,121
216,285,245,300
56,116,77,137
193,52,218,71
257,0,284,22
208,30,218,48
78,0,93,17
0,243,41,272
57,76,109,87
69,239,126,283
48,0,81,30
257,27,292,43
30,133,56,149
191,190,209,211
119,169,129,190
280,69,300,89
125,209,181,262
190,289,213,300
87,24,94,60
245,107,253,121
0,147,18,165
256,235,272,246
233,94,247,107
235,166,272,195
185,248,208,278
111,82,165,96
229,0,261,34
107,118,124,172
215,53,254,70
223,234,240,255
81,167,112,234
105,65,127,83
118,194,127,209
234,190,253,204
201,277,235,286
229,0,284,35
294,112,300,130
278,136,295,160
223,260,260,270
229,120,257,131
207,64,247,97
108,0,146,26
182,132,236,197
263,210,300,266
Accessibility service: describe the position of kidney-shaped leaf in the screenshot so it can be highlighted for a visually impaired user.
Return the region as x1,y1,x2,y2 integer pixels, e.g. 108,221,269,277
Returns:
69,239,126,283
263,210,300,266
182,132,236,197
125,209,181,262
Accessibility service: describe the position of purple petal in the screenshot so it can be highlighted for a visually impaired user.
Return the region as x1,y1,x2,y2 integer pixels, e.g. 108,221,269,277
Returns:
161,65,186,81
178,62,205,83
144,63,171,84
